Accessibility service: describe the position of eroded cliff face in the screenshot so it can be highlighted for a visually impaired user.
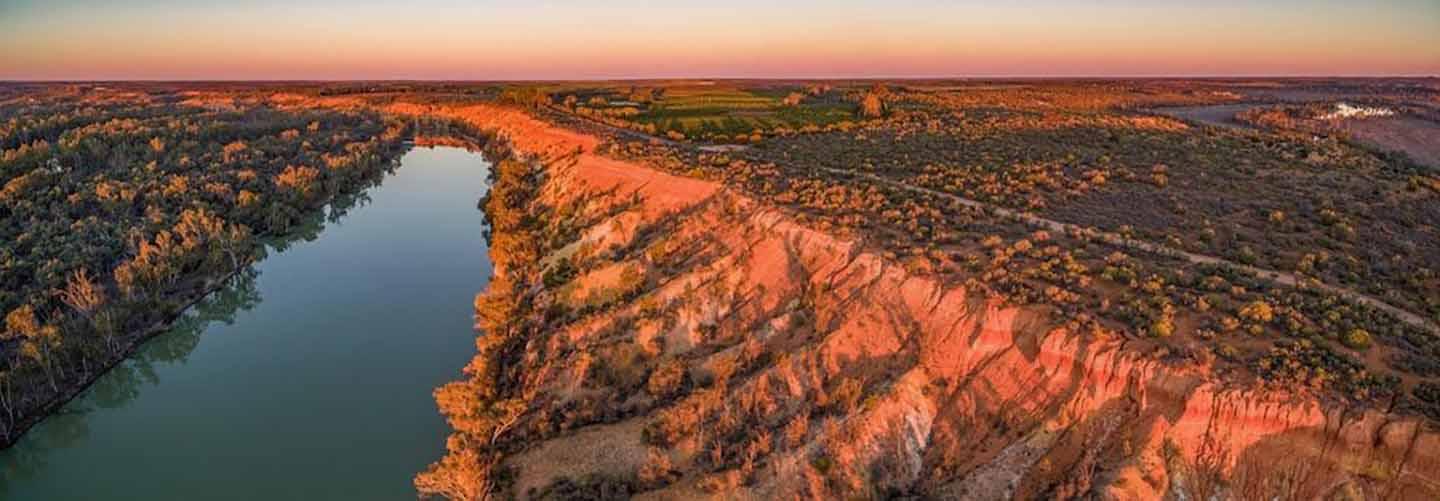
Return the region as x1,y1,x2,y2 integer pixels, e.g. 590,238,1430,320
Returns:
410,104,1440,500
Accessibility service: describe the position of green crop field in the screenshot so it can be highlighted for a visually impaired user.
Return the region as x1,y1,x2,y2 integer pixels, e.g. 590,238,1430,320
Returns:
549,82,866,142
630,85,857,139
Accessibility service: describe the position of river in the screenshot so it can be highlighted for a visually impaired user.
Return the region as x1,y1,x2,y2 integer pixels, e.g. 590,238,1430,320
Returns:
0,146,492,500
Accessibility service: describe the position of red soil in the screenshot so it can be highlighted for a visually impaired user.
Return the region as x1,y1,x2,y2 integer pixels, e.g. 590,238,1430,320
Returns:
280,93,1440,499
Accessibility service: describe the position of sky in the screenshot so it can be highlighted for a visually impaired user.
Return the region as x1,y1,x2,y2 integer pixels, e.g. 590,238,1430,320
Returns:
2,0,1437,80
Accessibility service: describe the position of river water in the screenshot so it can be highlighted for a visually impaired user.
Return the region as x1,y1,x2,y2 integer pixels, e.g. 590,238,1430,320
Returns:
0,146,492,500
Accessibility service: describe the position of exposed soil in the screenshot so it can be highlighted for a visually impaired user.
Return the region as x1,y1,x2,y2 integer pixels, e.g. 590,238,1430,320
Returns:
410,103,1440,499
262,90,1440,499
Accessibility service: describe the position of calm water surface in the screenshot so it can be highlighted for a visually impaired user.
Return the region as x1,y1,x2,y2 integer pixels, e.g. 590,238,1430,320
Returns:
0,147,492,500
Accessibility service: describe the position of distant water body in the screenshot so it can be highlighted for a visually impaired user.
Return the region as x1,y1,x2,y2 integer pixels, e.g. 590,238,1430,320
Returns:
0,147,492,500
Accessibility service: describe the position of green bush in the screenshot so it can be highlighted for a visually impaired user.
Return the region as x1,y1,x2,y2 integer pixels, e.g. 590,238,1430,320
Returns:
1340,328,1372,350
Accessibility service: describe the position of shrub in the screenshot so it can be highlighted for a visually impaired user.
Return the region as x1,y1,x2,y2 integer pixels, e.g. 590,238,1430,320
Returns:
827,377,864,413
1239,300,1275,324
860,93,884,118
542,257,577,288
810,455,834,474
784,413,810,448
1150,317,1175,338
1414,383,1440,420
1340,328,1372,350
645,359,688,399
637,447,677,487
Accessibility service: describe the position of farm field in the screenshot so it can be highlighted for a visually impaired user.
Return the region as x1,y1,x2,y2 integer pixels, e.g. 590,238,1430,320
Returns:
531,81,865,142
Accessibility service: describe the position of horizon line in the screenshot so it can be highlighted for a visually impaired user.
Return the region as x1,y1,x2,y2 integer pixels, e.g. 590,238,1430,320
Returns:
3,74,1438,84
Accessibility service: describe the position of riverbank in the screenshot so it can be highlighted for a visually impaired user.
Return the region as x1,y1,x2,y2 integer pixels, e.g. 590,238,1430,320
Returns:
0,143,406,450
2,146,495,499
0,269,241,449
364,102,1440,499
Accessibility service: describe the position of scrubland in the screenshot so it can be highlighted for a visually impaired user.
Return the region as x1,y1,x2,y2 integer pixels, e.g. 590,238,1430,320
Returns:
282,79,1439,499
4,78,1440,499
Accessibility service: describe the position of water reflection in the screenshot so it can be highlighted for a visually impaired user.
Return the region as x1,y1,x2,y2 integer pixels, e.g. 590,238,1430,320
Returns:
0,165,382,489
0,147,488,500
0,267,259,488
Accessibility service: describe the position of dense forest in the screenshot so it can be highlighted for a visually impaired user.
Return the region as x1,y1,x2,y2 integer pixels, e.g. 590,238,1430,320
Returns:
0,87,409,445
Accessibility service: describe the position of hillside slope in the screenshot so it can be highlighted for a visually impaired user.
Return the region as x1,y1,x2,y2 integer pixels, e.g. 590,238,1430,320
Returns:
397,103,1440,500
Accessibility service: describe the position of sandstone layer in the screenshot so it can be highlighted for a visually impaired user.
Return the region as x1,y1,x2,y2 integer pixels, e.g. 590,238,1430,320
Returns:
312,99,1440,500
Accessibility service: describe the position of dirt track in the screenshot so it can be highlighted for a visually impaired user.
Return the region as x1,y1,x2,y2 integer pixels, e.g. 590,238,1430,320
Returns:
819,166,1440,336
562,106,1440,336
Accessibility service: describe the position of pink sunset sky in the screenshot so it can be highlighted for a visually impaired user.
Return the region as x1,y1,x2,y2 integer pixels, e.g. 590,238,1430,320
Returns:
2,0,1437,80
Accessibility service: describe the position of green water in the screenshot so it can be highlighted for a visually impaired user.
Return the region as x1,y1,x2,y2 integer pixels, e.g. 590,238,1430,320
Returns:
0,147,492,500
